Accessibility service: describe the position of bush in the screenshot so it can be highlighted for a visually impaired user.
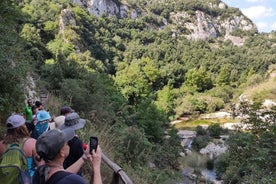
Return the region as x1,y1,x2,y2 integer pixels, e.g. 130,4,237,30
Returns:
206,159,214,170
207,123,222,138
192,135,209,151
195,125,207,136
215,153,230,179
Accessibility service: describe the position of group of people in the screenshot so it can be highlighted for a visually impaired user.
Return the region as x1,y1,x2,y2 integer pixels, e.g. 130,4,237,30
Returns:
0,99,102,184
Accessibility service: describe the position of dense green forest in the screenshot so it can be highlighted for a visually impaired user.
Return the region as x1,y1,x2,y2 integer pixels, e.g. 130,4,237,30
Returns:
0,0,275,183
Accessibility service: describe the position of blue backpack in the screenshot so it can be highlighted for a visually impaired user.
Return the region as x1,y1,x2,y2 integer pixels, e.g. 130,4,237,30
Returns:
32,121,49,139
0,142,32,184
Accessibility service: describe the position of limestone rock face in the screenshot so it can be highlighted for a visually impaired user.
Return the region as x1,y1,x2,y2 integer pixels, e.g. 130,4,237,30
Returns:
170,10,256,44
73,0,119,16
70,0,257,45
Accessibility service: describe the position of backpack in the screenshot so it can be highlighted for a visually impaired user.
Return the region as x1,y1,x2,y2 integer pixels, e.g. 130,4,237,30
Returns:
0,141,32,184
32,166,72,184
32,121,49,139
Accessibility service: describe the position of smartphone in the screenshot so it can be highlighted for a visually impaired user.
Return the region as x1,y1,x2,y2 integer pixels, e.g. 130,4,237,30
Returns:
89,136,98,154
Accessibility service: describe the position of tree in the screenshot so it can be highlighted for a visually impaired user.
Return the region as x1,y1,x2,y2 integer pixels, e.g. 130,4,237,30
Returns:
0,0,29,121
217,66,230,86
185,67,213,92
217,101,276,183
115,58,152,105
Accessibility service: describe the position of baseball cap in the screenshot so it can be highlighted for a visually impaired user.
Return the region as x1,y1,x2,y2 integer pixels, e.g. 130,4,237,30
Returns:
59,112,85,130
6,114,25,129
36,128,75,162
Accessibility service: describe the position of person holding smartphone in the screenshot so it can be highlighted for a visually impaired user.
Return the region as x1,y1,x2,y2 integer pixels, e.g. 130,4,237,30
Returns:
59,112,86,175
33,128,102,184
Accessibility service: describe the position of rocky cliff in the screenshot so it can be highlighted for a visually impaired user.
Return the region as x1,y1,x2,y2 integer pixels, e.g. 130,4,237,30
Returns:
71,0,257,45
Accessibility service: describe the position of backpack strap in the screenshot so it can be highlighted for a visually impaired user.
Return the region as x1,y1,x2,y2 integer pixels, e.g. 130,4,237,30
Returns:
46,171,72,184
7,138,29,158
21,137,30,148
5,143,28,166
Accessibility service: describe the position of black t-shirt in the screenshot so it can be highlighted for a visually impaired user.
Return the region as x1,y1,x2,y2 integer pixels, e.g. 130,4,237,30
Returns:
47,171,88,184
64,136,84,170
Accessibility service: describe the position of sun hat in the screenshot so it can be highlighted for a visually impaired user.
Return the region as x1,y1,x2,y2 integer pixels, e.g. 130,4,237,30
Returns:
36,128,75,161
54,115,65,128
59,112,85,130
6,114,25,129
36,110,51,122
60,106,74,115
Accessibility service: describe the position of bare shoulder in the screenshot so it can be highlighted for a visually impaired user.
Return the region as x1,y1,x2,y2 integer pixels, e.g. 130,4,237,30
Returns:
25,137,37,144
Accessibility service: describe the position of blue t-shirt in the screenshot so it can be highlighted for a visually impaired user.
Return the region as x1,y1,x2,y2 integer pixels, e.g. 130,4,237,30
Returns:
26,157,35,177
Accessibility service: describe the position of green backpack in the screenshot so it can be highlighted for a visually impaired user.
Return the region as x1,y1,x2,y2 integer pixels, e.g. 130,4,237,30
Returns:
0,142,32,184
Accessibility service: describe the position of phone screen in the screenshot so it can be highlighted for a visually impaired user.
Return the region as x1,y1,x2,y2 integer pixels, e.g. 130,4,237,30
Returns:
89,136,98,154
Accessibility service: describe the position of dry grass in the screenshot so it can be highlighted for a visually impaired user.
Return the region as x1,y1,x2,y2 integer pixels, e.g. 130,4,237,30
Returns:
242,76,276,101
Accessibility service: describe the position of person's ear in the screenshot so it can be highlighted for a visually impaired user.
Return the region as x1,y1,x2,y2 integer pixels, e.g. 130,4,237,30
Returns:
59,144,67,157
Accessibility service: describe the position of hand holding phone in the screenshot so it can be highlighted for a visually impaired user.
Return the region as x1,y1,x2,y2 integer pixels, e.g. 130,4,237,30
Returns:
89,136,98,154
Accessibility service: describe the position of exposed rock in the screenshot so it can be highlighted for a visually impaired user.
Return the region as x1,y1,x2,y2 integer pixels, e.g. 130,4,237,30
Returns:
200,142,227,158
59,9,76,34
177,130,197,139
184,11,218,40
88,0,119,16
72,0,256,43
208,2,226,9
179,152,185,157
262,99,276,109
224,34,246,46
200,112,231,119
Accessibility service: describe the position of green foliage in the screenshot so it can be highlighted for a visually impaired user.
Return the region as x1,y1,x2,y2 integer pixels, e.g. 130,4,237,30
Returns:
154,85,175,116
185,67,213,92
217,66,231,86
215,152,230,179
2,0,276,183
232,101,276,135
114,58,153,105
195,125,207,136
217,102,276,183
0,0,30,121
206,159,214,170
175,93,224,116
207,123,222,138
116,126,152,166
153,128,182,170
192,135,210,151
135,100,167,143
207,85,234,103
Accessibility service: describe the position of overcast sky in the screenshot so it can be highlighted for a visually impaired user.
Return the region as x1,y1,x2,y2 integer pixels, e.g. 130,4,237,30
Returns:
222,0,276,33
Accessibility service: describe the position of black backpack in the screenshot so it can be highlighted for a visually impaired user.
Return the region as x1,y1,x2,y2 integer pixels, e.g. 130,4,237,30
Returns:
32,165,72,184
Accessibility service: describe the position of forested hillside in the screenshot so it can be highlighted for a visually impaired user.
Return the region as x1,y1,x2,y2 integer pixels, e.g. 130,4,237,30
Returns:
1,0,276,183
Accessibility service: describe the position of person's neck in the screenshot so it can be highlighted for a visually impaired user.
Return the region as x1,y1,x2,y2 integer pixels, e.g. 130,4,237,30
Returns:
47,160,64,170
46,160,65,180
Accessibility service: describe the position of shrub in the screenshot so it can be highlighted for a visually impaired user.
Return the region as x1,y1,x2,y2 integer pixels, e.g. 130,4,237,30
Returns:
192,135,209,151
207,123,222,138
206,159,214,170
195,125,207,136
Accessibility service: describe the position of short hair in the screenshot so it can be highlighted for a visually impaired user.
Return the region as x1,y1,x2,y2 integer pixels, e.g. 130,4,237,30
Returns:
35,101,42,107
60,106,73,115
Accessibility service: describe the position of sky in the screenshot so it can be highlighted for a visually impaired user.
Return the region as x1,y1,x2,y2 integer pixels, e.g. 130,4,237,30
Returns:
222,0,276,33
